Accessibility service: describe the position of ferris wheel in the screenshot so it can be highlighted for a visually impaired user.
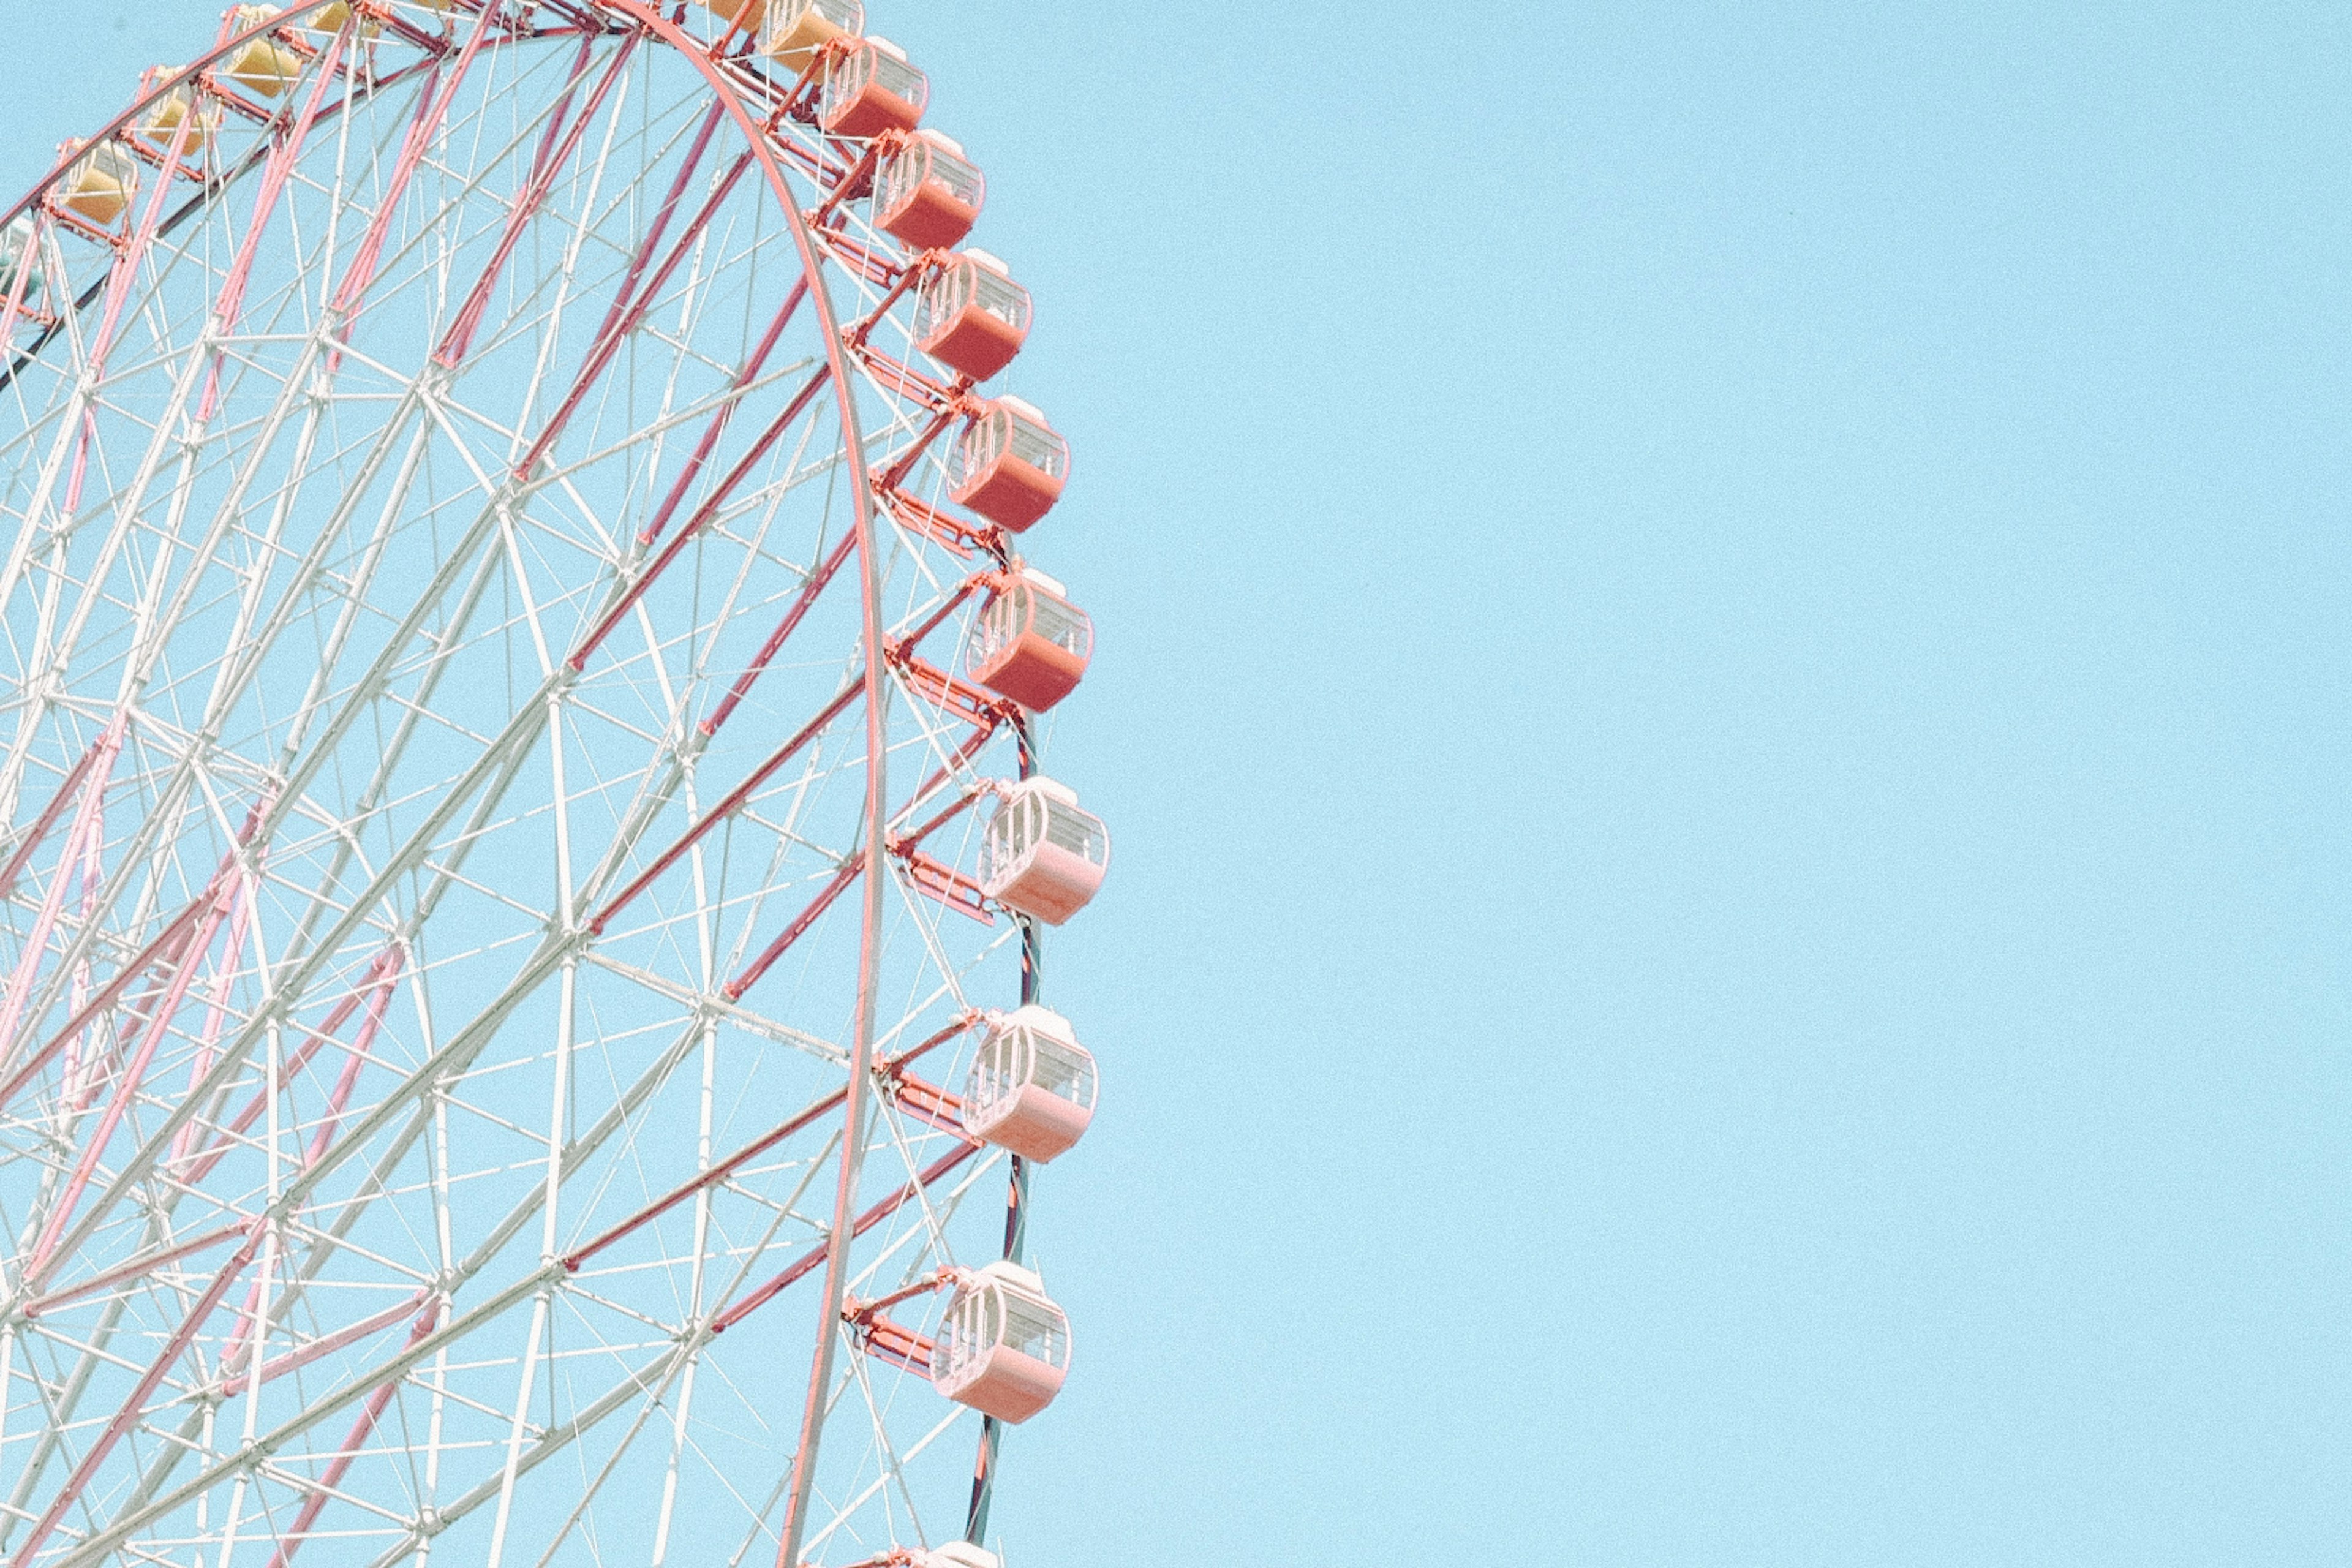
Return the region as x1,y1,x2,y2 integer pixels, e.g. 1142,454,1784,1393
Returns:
0,1,1109,1564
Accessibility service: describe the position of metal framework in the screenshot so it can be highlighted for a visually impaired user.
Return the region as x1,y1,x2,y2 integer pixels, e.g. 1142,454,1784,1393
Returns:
0,2,1088,1563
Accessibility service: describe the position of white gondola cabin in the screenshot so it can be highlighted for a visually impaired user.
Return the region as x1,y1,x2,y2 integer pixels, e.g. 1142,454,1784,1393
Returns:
818,37,927,139
967,567,1091,713
980,777,1107,926
949,396,1067,532
223,8,304,99
915,249,1031,382
875,130,984,252
137,72,221,154
0,215,37,306
919,1548,998,1568
963,1006,1098,1163
761,0,863,70
930,1262,1070,1423
56,141,139,227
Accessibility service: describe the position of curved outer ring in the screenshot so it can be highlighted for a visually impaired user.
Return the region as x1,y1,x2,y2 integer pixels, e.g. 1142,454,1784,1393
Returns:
1,5,903,1564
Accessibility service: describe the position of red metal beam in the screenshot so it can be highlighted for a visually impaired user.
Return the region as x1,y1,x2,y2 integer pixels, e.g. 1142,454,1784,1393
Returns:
512,132,753,480
700,526,856,737
708,1137,983,1336
24,887,234,1285
18,1220,245,1321
620,276,809,554
176,946,402,1188
560,1014,976,1274
587,677,860,936
326,0,505,345
0,876,216,1112
723,856,863,1002
432,32,639,367
564,361,834,673
263,1300,442,1568
853,1310,935,1377
897,850,992,925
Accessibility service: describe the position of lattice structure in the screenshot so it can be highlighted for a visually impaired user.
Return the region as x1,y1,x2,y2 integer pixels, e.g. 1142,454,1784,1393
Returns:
0,3,1106,1564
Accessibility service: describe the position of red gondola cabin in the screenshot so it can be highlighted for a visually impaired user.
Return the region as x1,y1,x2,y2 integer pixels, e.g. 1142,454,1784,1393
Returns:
818,37,927,139
914,249,1031,382
967,567,1091,713
875,130,984,251
949,396,1067,532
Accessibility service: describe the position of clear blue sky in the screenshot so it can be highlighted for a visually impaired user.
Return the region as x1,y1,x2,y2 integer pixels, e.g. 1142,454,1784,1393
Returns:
6,3,2348,1563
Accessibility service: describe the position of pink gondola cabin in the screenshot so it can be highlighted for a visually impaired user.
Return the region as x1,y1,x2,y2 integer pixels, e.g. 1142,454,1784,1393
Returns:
930,1262,1070,1423
967,567,1091,713
915,248,1031,382
963,1005,1098,1163
818,37,928,139
949,396,1067,532
875,129,984,251
979,777,1107,926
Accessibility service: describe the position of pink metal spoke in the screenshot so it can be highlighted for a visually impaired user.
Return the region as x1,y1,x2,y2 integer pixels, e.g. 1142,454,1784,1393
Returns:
589,677,861,935
262,1301,443,1568
431,32,640,368
724,855,864,1002
0,716,124,1068
7,1226,262,1567
24,886,233,1286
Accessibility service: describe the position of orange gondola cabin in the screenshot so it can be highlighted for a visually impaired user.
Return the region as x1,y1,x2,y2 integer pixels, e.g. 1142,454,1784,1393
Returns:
222,7,304,99
135,69,219,154
760,0,863,68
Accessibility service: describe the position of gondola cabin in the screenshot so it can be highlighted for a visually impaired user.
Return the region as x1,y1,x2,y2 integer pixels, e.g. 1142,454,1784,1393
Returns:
963,1005,1098,1163
302,1,383,39
56,141,139,227
980,777,1107,926
929,1262,1070,1423
0,215,36,306
818,37,928,139
919,1548,998,1568
967,567,1091,713
223,9,304,99
914,249,1031,382
138,80,218,155
762,0,864,70
875,130,984,251
949,396,1067,532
